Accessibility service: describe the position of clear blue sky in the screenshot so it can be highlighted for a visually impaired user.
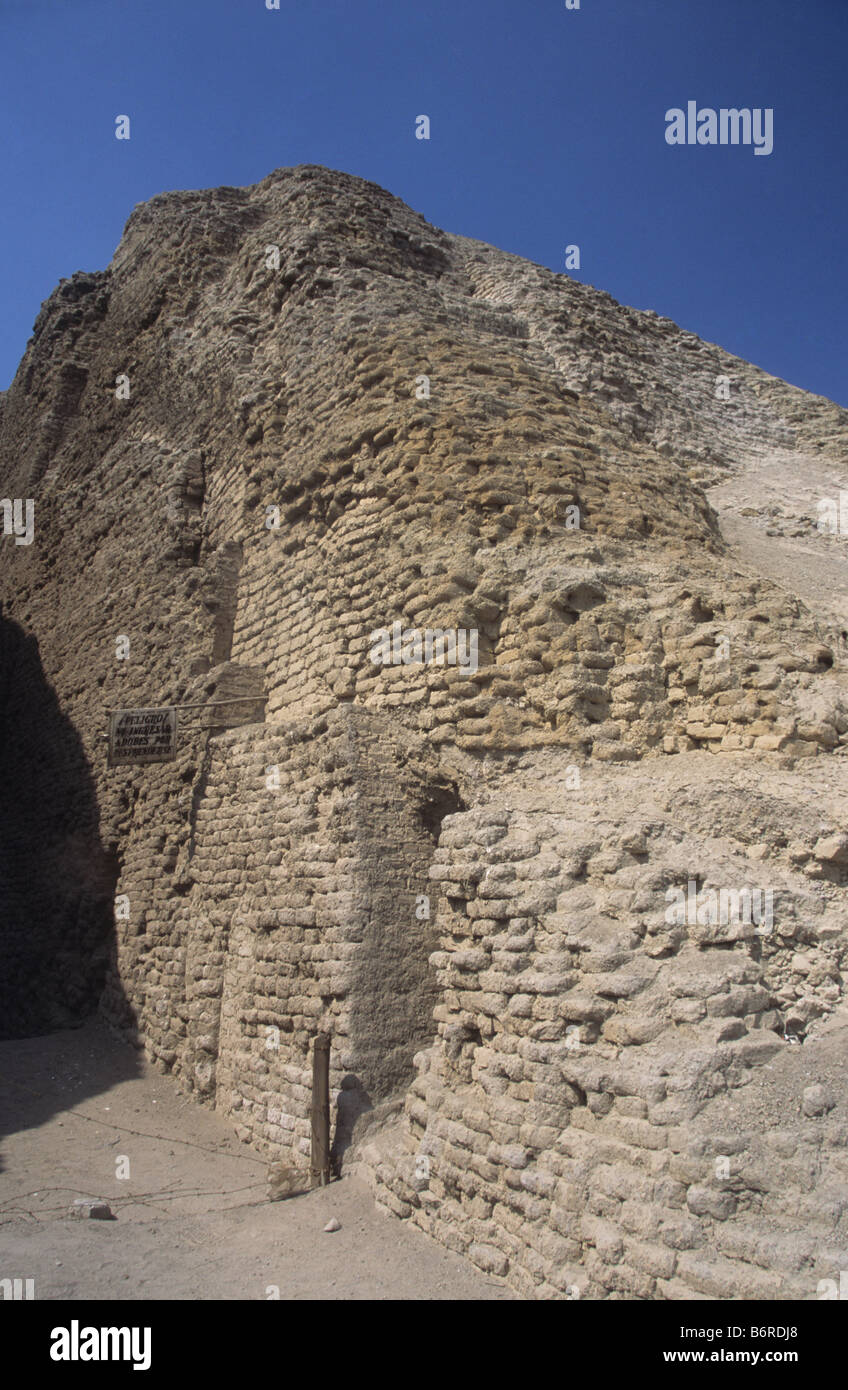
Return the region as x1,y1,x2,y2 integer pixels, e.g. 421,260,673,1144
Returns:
1,0,845,404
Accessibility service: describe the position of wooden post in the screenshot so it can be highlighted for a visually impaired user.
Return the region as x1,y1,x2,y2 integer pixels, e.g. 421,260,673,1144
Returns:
310,1032,331,1187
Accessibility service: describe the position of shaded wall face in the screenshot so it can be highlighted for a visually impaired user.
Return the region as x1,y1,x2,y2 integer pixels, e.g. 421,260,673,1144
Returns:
0,614,117,1037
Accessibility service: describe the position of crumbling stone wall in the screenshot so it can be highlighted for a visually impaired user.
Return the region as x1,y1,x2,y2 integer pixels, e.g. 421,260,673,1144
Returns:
101,703,456,1161
368,757,848,1299
2,165,848,1297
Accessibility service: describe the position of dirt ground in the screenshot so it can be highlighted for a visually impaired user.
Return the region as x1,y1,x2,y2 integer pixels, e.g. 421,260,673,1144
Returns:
0,1021,512,1300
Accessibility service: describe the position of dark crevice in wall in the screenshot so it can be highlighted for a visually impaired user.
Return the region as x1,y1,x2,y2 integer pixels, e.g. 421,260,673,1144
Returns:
416,781,465,840
207,541,244,664
186,732,213,866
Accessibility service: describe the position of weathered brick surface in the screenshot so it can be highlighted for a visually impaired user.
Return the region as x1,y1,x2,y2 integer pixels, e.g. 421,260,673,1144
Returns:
2,165,848,1297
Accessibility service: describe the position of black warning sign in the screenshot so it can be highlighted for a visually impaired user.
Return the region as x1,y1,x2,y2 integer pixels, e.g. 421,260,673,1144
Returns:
108,707,177,765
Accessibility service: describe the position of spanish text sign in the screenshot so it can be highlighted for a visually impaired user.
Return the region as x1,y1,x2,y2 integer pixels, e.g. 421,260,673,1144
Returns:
108,707,177,764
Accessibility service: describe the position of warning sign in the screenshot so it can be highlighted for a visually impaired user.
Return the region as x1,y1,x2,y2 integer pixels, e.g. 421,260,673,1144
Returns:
108,707,177,765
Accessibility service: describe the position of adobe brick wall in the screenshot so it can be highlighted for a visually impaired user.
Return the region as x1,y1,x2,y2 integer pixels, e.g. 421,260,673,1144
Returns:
2,165,848,1298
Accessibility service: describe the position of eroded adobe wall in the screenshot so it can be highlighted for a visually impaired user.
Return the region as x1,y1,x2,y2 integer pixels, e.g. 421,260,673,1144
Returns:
2,166,848,1298
105,704,457,1162
369,755,848,1299
460,244,848,486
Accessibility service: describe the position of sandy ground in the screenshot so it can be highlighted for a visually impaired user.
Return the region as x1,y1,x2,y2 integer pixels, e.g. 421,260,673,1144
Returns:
0,1021,512,1301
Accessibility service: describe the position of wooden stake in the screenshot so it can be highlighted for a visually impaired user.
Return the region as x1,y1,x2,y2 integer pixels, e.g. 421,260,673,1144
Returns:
310,1032,331,1187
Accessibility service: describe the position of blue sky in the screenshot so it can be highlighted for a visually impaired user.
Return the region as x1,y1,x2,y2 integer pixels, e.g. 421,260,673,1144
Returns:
1,0,845,404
